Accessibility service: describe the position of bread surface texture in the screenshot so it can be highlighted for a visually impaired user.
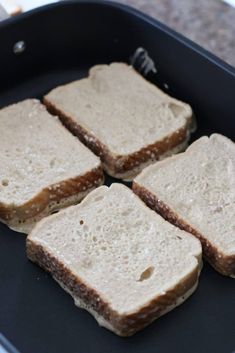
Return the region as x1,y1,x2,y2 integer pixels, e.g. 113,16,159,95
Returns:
134,134,235,277
44,62,193,180
27,183,202,336
0,99,103,233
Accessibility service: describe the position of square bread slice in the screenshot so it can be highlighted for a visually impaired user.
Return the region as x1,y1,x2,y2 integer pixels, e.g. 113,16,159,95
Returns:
0,99,103,233
44,62,193,180
27,183,202,336
133,134,235,277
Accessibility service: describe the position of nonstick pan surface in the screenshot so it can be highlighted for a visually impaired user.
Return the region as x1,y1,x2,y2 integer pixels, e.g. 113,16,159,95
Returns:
0,2,235,353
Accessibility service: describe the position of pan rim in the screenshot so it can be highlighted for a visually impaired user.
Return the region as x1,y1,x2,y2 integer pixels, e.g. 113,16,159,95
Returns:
0,0,234,77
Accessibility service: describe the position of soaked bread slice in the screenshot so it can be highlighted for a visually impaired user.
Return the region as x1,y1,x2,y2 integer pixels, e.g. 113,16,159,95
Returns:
0,99,103,233
44,63,193,180
133,134,235,277
27,183,202,336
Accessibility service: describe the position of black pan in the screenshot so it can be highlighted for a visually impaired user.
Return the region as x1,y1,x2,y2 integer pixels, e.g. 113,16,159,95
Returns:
0,1,235,353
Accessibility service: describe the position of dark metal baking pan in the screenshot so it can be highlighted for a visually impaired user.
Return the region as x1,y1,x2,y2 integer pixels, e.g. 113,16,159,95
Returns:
0,1,235,353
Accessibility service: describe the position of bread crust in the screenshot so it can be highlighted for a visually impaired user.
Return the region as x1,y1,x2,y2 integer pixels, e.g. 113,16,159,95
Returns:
43,97,191,180
0,166,103,232
133,182,235,278
27,236,200,336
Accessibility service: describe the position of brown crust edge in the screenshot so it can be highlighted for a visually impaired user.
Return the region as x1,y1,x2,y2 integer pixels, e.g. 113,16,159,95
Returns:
26,237,200,336
43,97,191,179
132,182,235,277
0,166,104,225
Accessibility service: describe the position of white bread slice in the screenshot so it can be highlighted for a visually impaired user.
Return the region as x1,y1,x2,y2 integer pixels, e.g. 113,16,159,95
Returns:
27,183,202,336
44,62,193,180
0,99,103,233
133,134,235,277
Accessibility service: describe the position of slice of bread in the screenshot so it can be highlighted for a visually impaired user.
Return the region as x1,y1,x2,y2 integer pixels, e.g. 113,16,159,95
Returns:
0,99,103,233
44,62,193,180
133,134,235,277
27,183,202,336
